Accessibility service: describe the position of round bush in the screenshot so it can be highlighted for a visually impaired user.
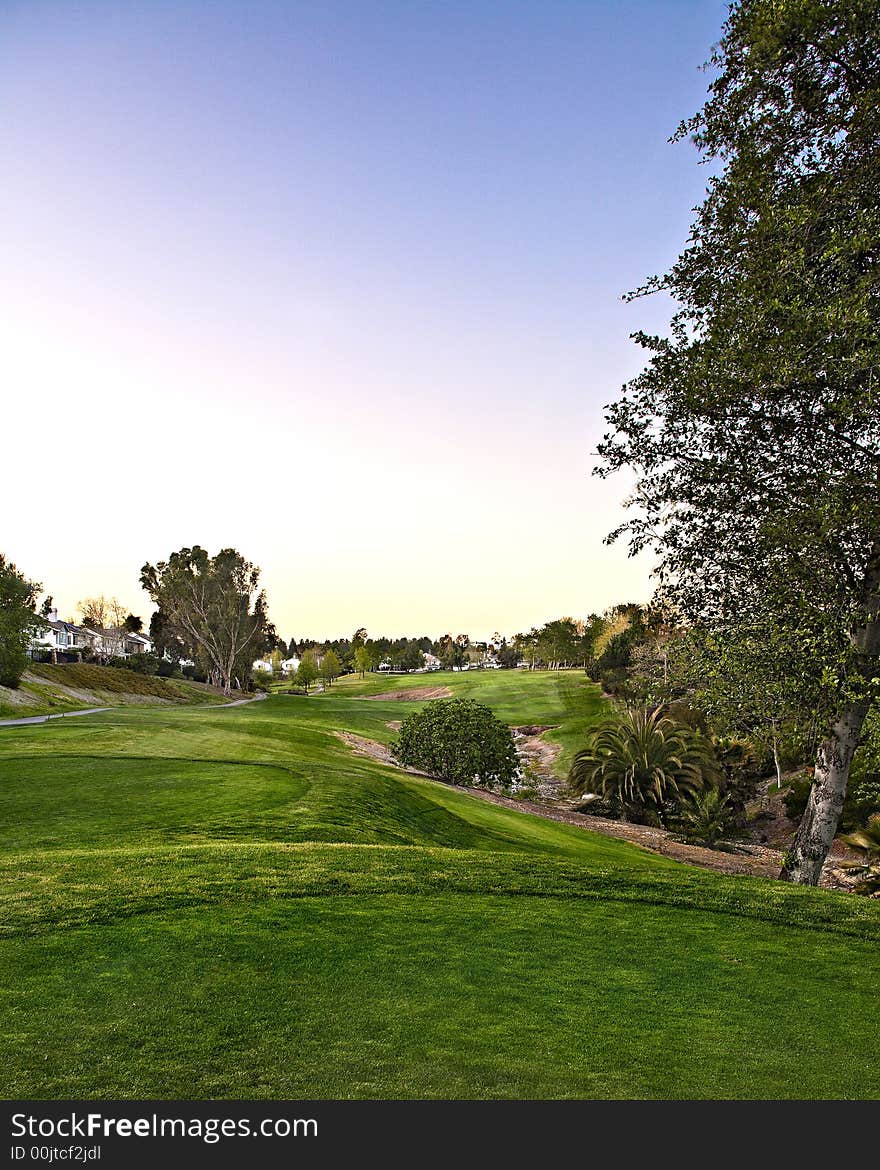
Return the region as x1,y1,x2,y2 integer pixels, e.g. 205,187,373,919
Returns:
393,698,519,789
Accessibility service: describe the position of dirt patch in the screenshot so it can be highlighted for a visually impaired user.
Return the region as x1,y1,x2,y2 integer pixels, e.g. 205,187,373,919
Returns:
362,686,452,701
386,720,402,730
512,725,563,796
336,731,396,764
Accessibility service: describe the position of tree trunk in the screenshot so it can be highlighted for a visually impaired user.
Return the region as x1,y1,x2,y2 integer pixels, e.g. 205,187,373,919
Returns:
781,560,880,885
772,732,782,789
780,699,869,885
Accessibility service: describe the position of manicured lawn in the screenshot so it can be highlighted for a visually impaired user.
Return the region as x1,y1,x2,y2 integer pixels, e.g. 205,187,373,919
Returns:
1,676,878,1098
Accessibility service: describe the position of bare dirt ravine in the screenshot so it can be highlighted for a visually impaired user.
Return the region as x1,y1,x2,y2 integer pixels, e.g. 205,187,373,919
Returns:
361,686,453,701
512,725,564,798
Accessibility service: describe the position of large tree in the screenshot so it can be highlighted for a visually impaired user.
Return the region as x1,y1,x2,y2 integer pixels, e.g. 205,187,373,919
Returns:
140,547,275,695
597,0,880,884
0,554,41,687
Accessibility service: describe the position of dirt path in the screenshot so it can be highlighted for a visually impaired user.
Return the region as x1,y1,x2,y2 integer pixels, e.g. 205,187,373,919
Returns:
0,706,111,728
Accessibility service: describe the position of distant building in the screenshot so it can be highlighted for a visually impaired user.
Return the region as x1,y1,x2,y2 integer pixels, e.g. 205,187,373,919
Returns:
29,608,152,662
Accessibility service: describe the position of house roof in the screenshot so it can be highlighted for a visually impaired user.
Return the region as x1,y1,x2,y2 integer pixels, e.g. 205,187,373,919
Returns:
47,620,89,635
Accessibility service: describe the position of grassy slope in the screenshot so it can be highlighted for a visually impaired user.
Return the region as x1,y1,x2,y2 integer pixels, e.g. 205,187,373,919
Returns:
0,663,230,720
326,667,606,776
1,673,878,1099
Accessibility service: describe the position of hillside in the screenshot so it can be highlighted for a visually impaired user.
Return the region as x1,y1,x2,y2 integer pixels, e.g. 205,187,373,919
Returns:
0,662,233,720
1,670,878,1099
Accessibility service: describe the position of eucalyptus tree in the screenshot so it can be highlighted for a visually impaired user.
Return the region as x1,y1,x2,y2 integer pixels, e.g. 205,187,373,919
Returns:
140,546,275,695
597,0,880,884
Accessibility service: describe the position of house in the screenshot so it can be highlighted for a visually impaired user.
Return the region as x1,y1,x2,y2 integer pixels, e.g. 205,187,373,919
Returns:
120,630,152,656
29,609,152,661
29,610,94,660
423,652,441,671
86,626,152,659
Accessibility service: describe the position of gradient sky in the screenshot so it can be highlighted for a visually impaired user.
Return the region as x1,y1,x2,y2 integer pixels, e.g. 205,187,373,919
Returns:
1,0,728,641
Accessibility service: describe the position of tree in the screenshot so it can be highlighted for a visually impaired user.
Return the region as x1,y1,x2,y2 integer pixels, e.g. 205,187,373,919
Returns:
296,650,319,693
354,645,371,678
123,614,143,634
321,649,341,686
393,698,519,789
596,0,880,884
569,708,719,823
537,618,581,671
140,547,275,695
398,642,424,672
79,595,127,630
149,609,189,666
78,595,128,660
0,554,41,687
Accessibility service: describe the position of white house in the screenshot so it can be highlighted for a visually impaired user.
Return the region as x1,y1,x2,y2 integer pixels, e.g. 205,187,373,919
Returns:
29,609,152,661
29,612,92,659
423,652,441,671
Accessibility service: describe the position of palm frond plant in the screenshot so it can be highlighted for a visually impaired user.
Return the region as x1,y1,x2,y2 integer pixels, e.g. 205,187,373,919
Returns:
840,814,880,895
568,706,721,824
676,788,734,847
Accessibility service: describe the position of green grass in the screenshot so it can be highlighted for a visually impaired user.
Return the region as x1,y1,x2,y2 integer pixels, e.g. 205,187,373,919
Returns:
1,673,878,1099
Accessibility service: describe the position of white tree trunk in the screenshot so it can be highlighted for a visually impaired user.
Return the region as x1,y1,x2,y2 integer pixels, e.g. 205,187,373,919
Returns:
781,571,880,885
780,700,869,885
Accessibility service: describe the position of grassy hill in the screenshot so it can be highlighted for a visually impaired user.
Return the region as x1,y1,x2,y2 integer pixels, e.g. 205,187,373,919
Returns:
1,670,878,1099
0,662,232,720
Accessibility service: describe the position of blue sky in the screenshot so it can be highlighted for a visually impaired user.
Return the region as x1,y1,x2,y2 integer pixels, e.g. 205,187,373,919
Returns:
1,1,729,638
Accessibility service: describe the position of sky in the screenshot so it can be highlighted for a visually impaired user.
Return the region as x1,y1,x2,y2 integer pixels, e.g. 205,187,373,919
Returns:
1,0,728,641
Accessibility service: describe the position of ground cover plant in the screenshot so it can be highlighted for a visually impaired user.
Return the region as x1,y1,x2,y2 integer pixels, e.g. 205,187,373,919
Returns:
0,663,231,720
1,670,878,1099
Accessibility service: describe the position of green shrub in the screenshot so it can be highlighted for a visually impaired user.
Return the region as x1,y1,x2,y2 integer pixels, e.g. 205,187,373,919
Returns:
782,774,812,821
106,654,160,676
393,698,519,789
